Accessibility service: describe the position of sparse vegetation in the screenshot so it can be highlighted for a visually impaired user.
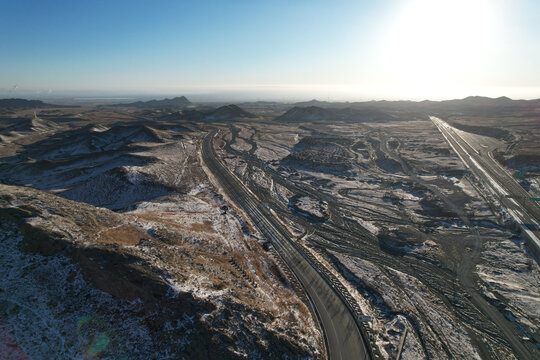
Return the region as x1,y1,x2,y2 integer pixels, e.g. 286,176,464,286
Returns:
1,97,539,359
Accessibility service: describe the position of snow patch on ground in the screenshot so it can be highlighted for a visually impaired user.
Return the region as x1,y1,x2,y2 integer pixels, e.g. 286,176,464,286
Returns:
331,251,482,359
231,137,252,152
303,246,424,359
477,237,540,339
0,223,167,359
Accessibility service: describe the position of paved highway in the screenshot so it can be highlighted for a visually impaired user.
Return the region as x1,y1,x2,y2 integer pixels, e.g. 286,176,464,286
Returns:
202,130,371,360
431,117,540,259
432,116,539,360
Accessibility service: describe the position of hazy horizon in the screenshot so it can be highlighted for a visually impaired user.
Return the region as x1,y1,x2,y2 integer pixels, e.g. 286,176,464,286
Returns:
1,0,539,101
2,87,540,104
1,3,540,358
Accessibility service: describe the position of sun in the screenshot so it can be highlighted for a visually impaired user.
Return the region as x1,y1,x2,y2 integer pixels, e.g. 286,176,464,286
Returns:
377,0,497,97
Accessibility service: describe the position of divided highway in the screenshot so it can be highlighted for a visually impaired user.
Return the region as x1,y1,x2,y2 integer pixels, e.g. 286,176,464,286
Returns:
202,130,371,360
432,116,540,360
431,116,540,260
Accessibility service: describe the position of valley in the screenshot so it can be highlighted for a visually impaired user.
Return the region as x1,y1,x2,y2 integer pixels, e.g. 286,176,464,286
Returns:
0,97,539,359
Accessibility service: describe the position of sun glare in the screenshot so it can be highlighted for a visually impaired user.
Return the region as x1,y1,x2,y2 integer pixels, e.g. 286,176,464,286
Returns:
378,0,497,96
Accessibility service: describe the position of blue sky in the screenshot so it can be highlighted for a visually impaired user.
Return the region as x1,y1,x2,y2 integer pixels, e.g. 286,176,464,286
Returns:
1,0,539,100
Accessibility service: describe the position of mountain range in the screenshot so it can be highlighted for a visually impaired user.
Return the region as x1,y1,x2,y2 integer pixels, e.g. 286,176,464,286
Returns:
275,106,394,123
114,96,193,109
161,104,256,122
0,98,67,110
293,96,540,116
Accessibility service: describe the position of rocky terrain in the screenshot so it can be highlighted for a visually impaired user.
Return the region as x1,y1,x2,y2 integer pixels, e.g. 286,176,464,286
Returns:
0,102,322,359
217,100,540,359
1,96,539,359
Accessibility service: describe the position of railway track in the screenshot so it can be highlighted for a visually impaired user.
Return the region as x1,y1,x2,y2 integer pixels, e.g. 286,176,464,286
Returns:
202,130,374,360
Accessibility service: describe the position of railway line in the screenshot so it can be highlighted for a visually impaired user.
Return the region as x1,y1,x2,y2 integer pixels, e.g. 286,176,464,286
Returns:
202,130,373,360
211,121,539,359
221,124,511,357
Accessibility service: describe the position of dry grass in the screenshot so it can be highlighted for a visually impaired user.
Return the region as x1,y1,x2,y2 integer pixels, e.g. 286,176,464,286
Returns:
189,220,214,233
96,224,147,245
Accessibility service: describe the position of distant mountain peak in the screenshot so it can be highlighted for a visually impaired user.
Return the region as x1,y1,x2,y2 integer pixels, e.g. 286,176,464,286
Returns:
116,96,193,109
461,95,513,103
0,98,65,110
275,106,393,123
157,104,255,122
275,106,334,122
293,99,332,108
201,104,256,121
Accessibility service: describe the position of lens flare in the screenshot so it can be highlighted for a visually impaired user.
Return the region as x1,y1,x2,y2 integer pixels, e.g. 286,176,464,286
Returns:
76,316,126,359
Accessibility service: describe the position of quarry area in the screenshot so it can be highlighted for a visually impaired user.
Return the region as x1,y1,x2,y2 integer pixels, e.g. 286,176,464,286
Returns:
0,96,539,359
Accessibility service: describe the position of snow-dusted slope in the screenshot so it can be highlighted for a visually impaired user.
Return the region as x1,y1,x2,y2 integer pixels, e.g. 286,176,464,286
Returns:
0,184,322,359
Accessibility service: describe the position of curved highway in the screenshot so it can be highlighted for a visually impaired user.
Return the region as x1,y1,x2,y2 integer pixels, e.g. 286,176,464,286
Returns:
201,130,371,360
